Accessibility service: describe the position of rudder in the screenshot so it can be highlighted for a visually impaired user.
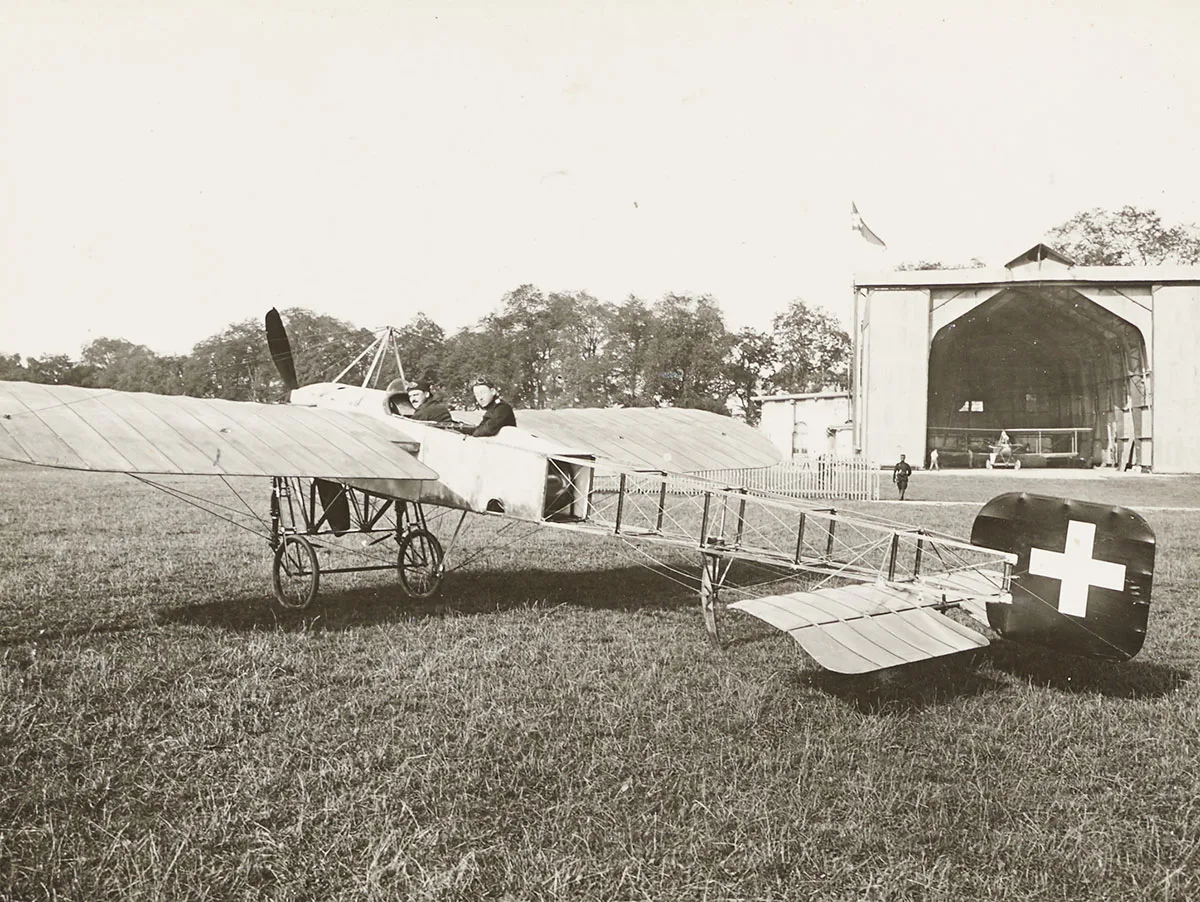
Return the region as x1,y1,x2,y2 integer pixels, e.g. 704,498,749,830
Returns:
970,492,1155,662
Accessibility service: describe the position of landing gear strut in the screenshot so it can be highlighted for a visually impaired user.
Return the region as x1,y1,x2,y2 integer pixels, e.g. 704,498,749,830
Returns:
699,550,734,645
268,477,446,611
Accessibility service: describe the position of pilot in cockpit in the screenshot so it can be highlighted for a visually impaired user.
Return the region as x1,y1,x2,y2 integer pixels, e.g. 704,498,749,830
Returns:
386,379,453,424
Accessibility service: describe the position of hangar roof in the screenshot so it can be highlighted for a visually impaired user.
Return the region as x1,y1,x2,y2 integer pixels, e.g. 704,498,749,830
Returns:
1003,243,1076,268
752,390,850,402
855,243,1200,289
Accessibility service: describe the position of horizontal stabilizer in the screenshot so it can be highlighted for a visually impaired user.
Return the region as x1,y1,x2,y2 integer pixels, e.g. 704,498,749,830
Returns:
915,569,1010,627
730,582,989,673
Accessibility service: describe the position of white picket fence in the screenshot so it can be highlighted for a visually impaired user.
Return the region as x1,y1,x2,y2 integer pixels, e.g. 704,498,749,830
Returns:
690,456,880,501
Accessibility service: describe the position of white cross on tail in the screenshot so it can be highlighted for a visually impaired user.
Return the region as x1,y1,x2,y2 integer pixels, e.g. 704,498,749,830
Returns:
1028,520,1126,617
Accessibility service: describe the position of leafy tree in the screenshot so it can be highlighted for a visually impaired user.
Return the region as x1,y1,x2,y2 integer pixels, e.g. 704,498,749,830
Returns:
23,354,92,386
0,354,29,381
183,320,274,401
895,258,986,271
605,296,655,407
81,337,139,372
771,300,850,393
181,308,373,401
549,291,611,407
276,309,376,387
81,338,184,394
466,285,582,409
649,294,732,412
393,313,446,388
726,328,776,424
1046,206,1200,265
439,326,505,407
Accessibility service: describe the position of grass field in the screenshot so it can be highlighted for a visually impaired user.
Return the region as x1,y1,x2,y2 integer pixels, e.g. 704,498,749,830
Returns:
2,462,1199,900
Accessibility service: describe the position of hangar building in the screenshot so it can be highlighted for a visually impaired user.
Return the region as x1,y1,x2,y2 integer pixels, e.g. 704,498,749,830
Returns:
852,245,1200,473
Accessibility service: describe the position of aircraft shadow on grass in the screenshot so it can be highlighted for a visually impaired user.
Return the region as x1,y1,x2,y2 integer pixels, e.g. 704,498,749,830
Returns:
798,654,1010,715
718,615,1005,714
0,619,149,651
157,564,698,633
787,640,1189,715
157,565,1191,711
983,638,1190,699
11,564,1189,714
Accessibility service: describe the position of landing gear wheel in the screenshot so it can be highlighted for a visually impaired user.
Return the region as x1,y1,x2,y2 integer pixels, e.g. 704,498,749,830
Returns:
397,528,444,598
272,534,320,610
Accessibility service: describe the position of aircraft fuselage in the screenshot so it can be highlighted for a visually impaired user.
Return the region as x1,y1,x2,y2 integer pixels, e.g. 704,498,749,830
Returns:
290,382,593,522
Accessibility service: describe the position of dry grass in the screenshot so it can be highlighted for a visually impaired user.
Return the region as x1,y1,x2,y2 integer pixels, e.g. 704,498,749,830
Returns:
2,462,1199,900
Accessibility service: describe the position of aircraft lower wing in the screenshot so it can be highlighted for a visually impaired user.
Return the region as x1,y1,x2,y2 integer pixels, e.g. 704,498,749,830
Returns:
461,406,782,473
730,582,990,673
0,381,437,481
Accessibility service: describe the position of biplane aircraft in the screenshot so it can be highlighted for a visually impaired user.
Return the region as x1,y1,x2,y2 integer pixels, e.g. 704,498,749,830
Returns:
0,311,1156,674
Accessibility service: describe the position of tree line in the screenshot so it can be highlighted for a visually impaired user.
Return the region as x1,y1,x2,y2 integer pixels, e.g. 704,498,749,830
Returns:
6,205,1196,418
0,292,850,423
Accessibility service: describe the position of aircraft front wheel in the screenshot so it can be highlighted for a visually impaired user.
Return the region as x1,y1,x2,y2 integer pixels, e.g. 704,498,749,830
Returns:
272,534,320,610
397,528,444,598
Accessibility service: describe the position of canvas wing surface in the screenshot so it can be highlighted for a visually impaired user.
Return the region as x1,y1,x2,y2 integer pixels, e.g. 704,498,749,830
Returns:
462,407,782,473
731,582,990,673
0,381,437,481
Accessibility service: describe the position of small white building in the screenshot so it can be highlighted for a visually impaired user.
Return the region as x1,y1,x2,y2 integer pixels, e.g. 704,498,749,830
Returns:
754,391,853,461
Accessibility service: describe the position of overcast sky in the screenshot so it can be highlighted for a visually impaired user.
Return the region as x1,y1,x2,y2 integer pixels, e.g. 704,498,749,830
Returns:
3,0,1199,358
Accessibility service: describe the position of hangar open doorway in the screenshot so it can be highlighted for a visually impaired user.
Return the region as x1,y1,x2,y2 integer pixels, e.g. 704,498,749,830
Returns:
850,243,1200,472
926,286,1149,470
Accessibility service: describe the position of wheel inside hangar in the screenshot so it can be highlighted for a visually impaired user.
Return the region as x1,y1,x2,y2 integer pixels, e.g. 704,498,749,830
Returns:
926,287,1149,469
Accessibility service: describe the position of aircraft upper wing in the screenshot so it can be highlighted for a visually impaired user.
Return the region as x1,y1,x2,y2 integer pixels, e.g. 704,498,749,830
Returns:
457,406,783,473
0,381,438,481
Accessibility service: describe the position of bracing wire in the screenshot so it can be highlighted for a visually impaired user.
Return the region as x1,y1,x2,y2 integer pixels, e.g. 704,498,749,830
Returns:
441,518,548,574
220,475,269,533
129,475,272,542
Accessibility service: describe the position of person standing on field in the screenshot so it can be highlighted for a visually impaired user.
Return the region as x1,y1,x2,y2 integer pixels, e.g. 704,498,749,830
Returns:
893,453,912,500
929,447,939,470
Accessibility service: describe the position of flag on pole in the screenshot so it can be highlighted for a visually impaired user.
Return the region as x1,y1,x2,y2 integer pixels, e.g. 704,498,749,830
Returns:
851,202,886,248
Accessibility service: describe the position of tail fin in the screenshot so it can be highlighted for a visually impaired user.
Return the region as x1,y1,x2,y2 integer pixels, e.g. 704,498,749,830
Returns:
971,493,1155,662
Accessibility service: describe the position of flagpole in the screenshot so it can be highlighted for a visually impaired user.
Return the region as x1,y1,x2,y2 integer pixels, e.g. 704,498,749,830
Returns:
849,202,887,463
850,272,858,454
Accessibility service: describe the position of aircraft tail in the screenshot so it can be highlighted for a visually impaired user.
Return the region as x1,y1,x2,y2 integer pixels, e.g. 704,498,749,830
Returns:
970,493,1155,662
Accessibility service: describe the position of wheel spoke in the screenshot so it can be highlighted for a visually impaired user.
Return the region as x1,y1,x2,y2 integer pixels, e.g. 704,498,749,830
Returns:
397,529,444,598
272,535,319,610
